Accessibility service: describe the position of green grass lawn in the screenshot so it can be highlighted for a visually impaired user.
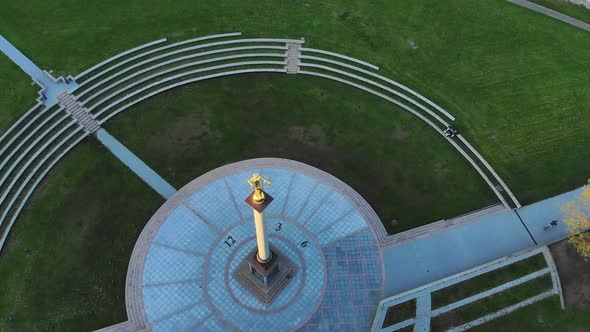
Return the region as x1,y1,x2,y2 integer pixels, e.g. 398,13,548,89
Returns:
1,0,589,203
106,74,494,232
0,62,37,135
0,141,163,331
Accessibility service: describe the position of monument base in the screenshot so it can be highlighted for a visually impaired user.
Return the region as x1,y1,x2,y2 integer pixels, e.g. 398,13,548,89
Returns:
234,246,298,305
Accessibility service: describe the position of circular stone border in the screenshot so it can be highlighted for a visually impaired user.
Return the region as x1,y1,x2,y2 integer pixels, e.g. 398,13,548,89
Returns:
124,157,387,329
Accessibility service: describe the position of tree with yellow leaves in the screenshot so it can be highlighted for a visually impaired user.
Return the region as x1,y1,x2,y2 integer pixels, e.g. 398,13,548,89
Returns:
561,185,590,257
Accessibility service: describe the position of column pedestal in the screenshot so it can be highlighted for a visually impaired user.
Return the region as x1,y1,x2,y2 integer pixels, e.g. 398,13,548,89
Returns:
234,245,298,305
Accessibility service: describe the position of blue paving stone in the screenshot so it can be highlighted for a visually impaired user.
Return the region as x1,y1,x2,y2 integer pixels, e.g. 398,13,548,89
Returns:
322,246,346,260
337,291,354,307
360,245,380,260
335,275,351,291
346,246,364,260
362,259,380,275
322,307,339,324
283,173,318,220
322,292,338,307
153,204,216,254
365,274,381,290
348,260,364,275
200,316,226,331
350,275,366,289
367,290,383,304
186,178,241,231
306,193,353,234
298,184,332,224
340,323,356,332
352,291,369,306
258,168,294,216
318,211,368,245
307,324,328,332
151,302,210,332
326,260,338,275
334,260,348,275
346,231,374,246
308,309,323,324
143,245,204,285
143,283,202,323
337,306,356,323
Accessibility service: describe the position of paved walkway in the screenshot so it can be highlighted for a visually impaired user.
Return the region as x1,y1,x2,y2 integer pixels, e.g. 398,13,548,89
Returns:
382,185,587,297
414,294,431,332
0,35,78,107
517,187,583,245
507,0,590,32
382,209,535,296
95,129,176,199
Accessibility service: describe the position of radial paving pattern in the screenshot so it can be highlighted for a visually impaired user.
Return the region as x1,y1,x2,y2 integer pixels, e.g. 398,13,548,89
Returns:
127,158,386,331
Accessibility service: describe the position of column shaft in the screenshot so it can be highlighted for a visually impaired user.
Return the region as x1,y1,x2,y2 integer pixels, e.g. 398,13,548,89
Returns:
254,210,271,262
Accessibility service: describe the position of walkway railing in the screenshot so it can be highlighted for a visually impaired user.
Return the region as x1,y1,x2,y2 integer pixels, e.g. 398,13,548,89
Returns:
371,246,561,331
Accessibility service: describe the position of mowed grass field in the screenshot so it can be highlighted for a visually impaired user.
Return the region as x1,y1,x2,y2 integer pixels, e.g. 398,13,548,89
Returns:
107,74,494,233
1,0,589,202
0,143,162,331
0,0,589,330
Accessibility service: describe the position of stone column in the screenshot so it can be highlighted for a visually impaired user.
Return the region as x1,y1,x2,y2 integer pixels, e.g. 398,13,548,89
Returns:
253,209,271,263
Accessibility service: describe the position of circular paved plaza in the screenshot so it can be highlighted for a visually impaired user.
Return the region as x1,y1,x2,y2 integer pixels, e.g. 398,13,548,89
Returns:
126,158,386,331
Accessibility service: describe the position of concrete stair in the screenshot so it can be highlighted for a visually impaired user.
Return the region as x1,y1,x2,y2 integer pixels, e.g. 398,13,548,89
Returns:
56,92,100,134
285,42,302,74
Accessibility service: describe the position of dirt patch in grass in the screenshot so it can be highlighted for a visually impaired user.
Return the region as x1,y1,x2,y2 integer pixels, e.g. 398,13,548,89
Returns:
432,162,449,177
145,108,222,157
550,239,590,309
288,124,330,149
391,127,409,141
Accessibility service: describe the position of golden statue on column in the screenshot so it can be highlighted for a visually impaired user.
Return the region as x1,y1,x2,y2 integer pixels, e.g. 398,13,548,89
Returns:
248,174,271,204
